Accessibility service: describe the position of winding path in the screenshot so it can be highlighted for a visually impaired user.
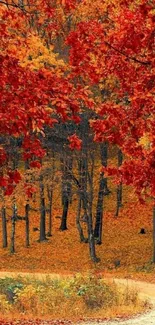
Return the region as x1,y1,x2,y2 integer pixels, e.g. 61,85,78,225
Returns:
81,278,155,325
0,272,155,324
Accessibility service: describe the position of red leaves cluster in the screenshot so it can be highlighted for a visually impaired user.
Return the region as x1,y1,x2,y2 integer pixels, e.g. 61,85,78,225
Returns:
66,20,104,83
24,184,37,198
0,0,154,202
22,137,46,161
29,161,42,169
103,147,155,200
0,148,7,165
61,0,77,11
0,170,21,196
68,134,82,151
8,170,22,184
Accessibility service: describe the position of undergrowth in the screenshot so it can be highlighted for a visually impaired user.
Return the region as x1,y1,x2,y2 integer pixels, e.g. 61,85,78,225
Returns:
0,274,149,320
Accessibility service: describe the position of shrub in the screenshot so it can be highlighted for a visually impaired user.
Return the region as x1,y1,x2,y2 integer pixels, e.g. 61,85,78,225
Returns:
120,286,139,306
0,294,12,313
14,285,38,313
0,277,24,303
0,274,147,319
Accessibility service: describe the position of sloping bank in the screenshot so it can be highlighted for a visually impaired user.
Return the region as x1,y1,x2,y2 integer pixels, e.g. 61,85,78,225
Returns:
0,272,155,325
80,278,155,325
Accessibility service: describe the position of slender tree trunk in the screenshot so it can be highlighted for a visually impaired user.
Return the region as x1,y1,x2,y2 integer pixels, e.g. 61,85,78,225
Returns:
81,151,99,262
47,186,53,237
94,143,110,244
76,197,88,242
94,173,105,244
68,156,73,205
1,206,8,248
60,153,68,230
101,142,111,195
81,119,100,262
25,203,30,247
60,154,72,231
24,158,30,247
32,173,36,203
48,192,53,236
116,184,123,216
46,149,55,236
87,201,100,263
60,154,65,206
60,189,69,230
80,151,88,220
10,204,17,254
116,149,123,217
39,175,47,241
153,203,155,263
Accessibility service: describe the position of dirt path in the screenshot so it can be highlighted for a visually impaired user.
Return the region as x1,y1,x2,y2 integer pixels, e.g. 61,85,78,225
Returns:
80,278,155,325
0,272,155,325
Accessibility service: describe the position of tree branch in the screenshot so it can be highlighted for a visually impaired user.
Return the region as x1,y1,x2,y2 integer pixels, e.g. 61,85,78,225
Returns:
105,41,151,66
0,0,37,12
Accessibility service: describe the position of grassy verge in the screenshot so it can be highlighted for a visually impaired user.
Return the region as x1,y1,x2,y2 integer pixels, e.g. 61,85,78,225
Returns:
0,273,150,321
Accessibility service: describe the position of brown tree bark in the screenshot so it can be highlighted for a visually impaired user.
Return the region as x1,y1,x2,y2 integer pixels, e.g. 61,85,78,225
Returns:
10,204,17,254
1,206,8,248
25,203,30,247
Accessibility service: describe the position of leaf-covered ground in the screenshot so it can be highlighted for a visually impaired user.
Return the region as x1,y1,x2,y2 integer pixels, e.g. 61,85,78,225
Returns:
0,321,73,325
0,181,154,279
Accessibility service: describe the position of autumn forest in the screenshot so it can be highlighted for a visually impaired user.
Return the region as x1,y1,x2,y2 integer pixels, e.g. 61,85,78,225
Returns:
0,0,155,324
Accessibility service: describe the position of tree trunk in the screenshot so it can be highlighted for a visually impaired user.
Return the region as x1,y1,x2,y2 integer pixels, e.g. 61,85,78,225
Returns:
94,143,111,244
60,154,65,206
60,154,72,231
116,183,123,216
68,156,73,205
101,142,111,195
47,149,55,236
87,202,100,263
1,206,8,248
94,173,105,244
80,152,88,219
81,119,99,263
39,175,47,242
116,149,123,217
76,197,88,242
60,190,69,230
153,203,155,263
81,152,99,262
40,198,47,241
25,203,30,247
10,204,17,254
47,186,53,237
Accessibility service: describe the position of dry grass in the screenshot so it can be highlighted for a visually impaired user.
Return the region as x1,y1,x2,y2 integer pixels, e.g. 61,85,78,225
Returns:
0,274,149,321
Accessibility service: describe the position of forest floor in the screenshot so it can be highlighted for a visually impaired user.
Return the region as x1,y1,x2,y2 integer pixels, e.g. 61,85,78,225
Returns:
1,172,155,325
0,152,154,281
0,189,154,282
